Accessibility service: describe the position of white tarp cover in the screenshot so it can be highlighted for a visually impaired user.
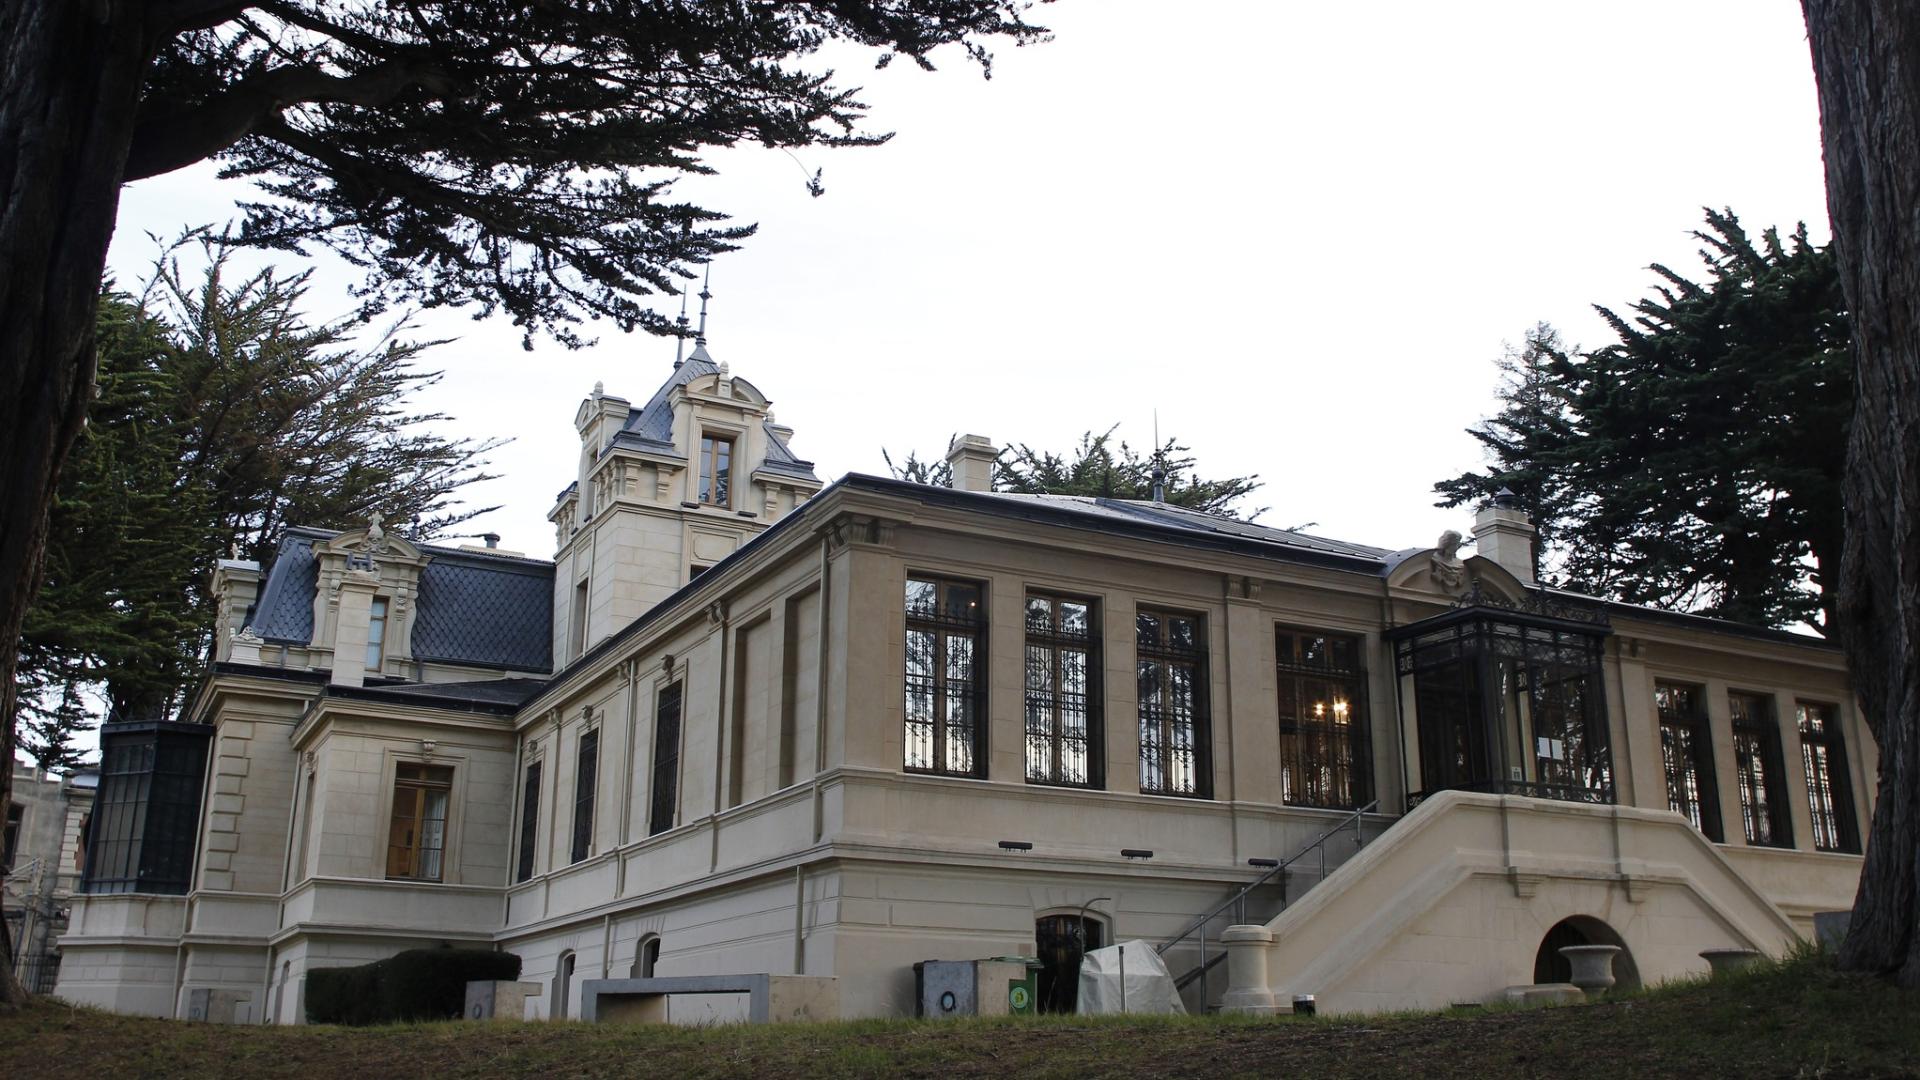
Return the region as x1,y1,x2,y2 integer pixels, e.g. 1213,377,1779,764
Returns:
1075,939,1186,1015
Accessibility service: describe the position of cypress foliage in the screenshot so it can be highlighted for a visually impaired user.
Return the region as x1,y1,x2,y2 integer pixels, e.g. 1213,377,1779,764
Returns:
13,244,502,766
1436,209,1850,632
885,426,1265,520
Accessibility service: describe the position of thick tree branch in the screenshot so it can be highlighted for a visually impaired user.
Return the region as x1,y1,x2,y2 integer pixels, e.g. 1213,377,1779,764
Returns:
123,59,461,181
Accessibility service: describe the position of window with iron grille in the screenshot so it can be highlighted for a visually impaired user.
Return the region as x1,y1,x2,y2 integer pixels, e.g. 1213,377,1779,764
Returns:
1797,701,1859,853
905,576,985,777
1276,628,1370,809
571,728,599,863
649,682,683,837
1025,593,1102,788
1137,608,1210,798
1728,691,1792,847
515,759,542,883
386,763,454,881
1655,683,1722,842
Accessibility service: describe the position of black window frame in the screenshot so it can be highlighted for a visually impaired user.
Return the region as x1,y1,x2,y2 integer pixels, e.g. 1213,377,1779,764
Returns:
571,727,600,864
515,758,542,883
1729,690,1793,848
904,575,987,779
81,722,210,896
1023,592,1104,789
1136,607,1212,799
1796,700,1860,854
648,681,683,837
1275,627,1372,810
1655,682,1723,842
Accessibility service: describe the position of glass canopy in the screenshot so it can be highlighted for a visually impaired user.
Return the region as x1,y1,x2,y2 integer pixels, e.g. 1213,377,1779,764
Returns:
1390,589,1614,809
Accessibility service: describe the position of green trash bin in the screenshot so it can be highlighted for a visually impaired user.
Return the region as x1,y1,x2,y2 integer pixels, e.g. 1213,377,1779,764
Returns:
986,956,1042,1016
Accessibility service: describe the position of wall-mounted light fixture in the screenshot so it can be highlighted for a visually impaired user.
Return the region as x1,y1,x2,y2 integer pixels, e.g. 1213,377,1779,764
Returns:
1248,857,1280,869
998,840,1034,852
1120,848,1153,860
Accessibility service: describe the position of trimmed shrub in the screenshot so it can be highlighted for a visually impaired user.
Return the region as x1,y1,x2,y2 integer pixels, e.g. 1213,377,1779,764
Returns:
306,948,521,1025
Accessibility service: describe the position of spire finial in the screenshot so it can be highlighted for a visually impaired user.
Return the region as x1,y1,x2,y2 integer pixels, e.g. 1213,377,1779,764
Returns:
1150,409,1167,503
673,285,691,368
695,263,712,346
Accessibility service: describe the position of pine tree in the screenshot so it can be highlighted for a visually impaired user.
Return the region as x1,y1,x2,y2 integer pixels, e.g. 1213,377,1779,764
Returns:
886,426,1265,520
1436,210,1849,631
13,245,502,765
1431,324,1582,583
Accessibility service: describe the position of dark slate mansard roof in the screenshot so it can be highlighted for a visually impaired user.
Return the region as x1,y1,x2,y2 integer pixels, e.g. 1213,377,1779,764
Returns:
607,347,820,481
250,526,555,672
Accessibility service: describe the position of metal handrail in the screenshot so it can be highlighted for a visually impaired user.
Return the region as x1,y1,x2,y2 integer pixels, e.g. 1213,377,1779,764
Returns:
1156,799,1378,957
1155,800,1379,1004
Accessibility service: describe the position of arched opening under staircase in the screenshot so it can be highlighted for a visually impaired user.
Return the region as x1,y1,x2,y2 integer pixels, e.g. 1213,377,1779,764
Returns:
1533,915,1640,991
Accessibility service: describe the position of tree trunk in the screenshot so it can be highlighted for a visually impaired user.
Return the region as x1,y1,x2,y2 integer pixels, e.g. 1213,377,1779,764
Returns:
0,1,152,1008
1804,0,1920,987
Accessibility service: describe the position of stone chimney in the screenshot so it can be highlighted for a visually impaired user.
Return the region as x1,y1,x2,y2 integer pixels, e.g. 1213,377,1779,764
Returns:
945,434,998,494
210,558,262,663
329,570,380,687
1472,488,1537,586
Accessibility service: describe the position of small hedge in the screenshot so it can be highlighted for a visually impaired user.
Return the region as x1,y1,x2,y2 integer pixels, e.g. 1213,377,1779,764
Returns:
307,948,521,1025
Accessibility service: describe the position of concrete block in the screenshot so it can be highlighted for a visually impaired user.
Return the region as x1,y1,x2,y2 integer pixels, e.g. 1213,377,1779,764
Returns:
466,980,543,1021
1500,984,1585,1008
582,975,839,1024
186,988,254,1023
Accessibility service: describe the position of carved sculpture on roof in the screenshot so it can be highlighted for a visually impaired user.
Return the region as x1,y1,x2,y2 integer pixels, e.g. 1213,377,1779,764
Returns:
363,510,389,553
1429,529,1467,593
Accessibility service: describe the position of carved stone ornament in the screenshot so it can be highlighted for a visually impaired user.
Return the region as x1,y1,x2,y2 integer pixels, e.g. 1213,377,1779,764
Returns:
1429,529,1468,592
356,510,391,555
1451,579,1611,627
233,625,263,644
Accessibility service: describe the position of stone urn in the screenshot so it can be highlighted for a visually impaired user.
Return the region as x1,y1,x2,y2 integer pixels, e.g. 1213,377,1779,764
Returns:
1558,944,1622,998
1699,948,1763,977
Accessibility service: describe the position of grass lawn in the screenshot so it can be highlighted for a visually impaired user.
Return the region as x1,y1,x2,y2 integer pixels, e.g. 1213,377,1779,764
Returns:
3,954,1916,1079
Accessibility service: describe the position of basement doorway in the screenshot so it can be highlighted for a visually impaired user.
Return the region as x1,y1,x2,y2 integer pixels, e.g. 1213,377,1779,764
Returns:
1036,913,1106,1014
1533,916,1641,991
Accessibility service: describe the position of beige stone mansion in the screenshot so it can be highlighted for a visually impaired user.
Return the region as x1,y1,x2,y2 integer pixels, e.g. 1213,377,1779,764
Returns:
52,342,1871,1022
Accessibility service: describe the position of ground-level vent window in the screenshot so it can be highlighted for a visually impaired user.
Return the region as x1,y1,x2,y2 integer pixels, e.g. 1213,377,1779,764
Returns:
905,576,985,777
387,763,454,881
1798,701,1859,853
1729,691,1791,848
1655,683,1722,842
1276,629,1370,810
1024,593,1101,788
1137,608,1210,798
633,936,662,979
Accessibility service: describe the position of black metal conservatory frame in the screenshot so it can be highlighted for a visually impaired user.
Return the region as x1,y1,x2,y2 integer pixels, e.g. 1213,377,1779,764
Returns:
1389,591,1615,810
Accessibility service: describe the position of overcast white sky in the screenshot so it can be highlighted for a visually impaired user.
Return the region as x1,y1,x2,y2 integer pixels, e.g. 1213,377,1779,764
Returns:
108,1,1830,560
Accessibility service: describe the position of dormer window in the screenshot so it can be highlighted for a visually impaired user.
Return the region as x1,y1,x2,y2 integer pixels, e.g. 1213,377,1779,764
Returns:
699,433,734,508
366,596,390,672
